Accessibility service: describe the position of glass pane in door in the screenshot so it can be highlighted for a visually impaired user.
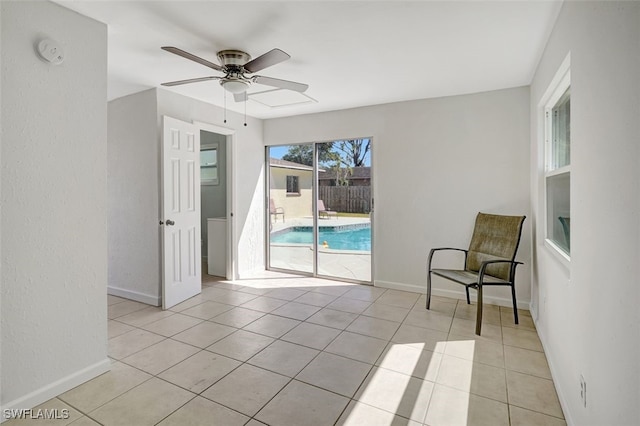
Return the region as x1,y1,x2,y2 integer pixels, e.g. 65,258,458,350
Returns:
267,144,314,274
316,140,372,282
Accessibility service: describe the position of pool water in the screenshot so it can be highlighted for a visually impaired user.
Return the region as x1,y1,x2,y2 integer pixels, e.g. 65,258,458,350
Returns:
271,227,371,251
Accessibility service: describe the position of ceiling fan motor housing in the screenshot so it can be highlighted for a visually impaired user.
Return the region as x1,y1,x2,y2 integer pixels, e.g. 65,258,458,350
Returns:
217,50,252,68
217,50,253,93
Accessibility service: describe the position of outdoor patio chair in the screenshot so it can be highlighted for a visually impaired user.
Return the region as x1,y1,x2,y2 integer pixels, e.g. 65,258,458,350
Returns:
318,200,338,219
426,212,526,335
269,199,285,223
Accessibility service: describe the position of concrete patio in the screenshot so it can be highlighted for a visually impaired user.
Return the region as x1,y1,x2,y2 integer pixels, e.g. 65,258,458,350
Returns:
269,216,371,282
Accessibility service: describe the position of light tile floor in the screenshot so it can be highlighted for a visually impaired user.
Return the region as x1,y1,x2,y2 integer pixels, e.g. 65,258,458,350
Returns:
7,273,566,426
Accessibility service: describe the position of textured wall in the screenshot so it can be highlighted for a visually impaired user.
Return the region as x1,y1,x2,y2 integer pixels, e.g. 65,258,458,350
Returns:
107,87,266,301
265,87,531,306
157,89,266,279
529,2,640,424
1,0,109,408
107,89,160,304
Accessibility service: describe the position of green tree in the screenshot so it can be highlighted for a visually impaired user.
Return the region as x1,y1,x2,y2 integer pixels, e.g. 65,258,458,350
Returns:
324,139,370,186
280,139,370,187
282,143,333,166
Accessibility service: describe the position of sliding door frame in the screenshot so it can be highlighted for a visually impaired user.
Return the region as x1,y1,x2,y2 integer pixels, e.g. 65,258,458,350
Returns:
265,139,374,285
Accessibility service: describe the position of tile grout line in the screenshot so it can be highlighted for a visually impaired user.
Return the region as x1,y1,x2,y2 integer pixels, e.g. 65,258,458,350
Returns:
101,279,564,425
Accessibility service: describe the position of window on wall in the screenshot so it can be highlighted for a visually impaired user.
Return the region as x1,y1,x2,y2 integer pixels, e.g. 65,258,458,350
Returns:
201,144,219,185
545,68,571,257
286,175,299,194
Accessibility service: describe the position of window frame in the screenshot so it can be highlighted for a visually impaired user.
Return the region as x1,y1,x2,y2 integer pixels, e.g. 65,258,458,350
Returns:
542,57,571,264
286,175,300,195
200,142,219,186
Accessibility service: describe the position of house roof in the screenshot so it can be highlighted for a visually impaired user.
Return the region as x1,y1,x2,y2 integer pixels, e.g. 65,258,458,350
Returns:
318,167,371,180
269,158,314,171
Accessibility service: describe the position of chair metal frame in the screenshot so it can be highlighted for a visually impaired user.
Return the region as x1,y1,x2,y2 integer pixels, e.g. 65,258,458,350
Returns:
426,214,525,335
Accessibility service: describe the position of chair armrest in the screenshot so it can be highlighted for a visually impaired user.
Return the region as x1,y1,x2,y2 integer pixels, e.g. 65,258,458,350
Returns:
477,259,523,284
427,247,468,271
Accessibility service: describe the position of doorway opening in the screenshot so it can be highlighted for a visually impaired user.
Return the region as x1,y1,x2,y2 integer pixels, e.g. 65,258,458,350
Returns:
200,130,229,283
161,117,236,309
266,139,372,283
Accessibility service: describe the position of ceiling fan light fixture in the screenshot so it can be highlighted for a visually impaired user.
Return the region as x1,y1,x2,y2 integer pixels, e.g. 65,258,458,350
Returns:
220,79,250,94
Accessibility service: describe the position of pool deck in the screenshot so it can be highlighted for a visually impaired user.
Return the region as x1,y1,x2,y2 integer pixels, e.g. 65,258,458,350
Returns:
270,215,370,233
269,216,371,282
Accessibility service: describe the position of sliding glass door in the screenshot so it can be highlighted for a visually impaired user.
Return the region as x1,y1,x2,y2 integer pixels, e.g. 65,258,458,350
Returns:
267,139,372,283
315,140,372,282
267,144,314,273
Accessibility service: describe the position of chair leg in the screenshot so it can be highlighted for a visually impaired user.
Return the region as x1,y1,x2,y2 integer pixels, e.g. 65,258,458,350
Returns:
511,284,519,324
426,270,432,310
475,285,483,336
465,286,471,305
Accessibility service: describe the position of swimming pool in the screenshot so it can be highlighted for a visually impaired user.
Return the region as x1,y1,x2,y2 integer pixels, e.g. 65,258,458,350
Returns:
271,226,371,251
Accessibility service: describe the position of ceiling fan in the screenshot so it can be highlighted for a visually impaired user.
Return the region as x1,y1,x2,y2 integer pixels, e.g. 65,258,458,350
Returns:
160,46,309,101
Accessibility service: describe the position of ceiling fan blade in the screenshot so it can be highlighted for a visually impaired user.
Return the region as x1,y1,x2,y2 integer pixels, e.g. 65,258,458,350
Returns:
253,75,309,92
243,48,290,73
161,46,223,72
234,92,248,102
161,76,221,87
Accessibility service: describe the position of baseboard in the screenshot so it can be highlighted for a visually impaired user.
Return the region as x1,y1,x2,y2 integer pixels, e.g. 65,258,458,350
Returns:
108,285,160,306
531,315,574,426
374,280,531,310
0,358,111,422
374,280,427,295
529,301,538,322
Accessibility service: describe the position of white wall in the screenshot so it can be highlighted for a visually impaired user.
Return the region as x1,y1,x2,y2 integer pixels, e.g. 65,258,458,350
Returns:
108,90,159,304
157,89,266,279
0,0,109,412
107,88,265,301
529,2,640,425
265,87,531,307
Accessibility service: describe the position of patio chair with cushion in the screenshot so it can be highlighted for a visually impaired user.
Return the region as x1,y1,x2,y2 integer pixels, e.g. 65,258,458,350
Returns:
269,199,285,223
426,212,526,335
318,200,338,219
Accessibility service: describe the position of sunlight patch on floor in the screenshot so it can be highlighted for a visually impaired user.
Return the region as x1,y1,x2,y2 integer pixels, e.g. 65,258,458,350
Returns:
342,339,474,424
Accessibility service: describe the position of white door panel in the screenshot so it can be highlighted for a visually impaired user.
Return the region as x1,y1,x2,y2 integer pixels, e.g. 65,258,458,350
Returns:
162,116,201,309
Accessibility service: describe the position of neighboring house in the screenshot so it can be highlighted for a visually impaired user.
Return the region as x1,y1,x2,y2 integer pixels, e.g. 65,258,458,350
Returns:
269,158,325,219
318,167,371,186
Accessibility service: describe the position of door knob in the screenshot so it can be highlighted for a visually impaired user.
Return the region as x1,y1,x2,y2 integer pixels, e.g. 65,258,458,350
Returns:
165,219,175,226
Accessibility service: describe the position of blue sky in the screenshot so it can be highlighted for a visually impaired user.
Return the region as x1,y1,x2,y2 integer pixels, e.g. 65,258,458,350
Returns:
268,145,289,159
268,140,371,167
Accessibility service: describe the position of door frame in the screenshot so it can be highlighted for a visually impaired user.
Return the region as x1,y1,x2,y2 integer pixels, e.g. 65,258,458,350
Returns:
265,138,374,285
194,120,237,281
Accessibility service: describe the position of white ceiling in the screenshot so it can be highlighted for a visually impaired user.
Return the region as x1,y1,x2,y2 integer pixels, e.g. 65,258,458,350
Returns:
55,0,562,119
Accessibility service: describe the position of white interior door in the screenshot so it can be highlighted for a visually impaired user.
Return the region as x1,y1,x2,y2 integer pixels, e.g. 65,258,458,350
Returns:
162,116,201,309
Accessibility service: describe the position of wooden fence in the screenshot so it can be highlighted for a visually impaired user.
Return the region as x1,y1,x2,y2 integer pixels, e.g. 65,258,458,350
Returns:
318,186,371,214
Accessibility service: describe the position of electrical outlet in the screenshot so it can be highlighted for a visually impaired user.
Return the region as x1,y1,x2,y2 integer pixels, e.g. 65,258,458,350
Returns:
580,374,587,407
